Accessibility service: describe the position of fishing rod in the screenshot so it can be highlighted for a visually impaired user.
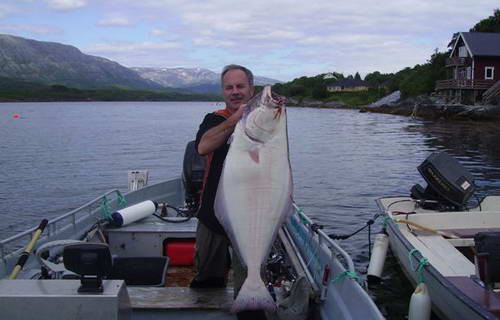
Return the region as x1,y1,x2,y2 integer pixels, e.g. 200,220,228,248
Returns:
9,219,49,279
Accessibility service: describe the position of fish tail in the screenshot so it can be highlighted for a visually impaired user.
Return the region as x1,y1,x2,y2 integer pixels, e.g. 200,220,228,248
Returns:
231,278,276,313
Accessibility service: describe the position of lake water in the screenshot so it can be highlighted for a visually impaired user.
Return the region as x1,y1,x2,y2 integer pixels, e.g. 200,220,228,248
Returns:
2,101,500,319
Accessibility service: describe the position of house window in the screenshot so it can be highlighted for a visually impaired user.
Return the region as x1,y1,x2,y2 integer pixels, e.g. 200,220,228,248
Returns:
458,46,467,57
485,67,494,80
466,67,472,80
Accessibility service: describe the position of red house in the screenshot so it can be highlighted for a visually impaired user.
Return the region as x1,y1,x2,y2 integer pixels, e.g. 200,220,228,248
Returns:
435,32,500,104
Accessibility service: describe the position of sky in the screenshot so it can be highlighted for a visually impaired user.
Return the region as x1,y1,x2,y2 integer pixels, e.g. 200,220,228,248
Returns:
0,0,498,82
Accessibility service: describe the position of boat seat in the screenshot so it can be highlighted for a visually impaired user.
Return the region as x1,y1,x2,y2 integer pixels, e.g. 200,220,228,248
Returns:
443,227,500,239
410,233,475,277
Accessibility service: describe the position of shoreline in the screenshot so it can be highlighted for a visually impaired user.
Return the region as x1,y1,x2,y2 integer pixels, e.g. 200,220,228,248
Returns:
4,97,500,122
286,96,500,122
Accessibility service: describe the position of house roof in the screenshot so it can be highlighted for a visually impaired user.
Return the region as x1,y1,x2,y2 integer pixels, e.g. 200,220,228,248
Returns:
458,32,500,57
329,78,368,88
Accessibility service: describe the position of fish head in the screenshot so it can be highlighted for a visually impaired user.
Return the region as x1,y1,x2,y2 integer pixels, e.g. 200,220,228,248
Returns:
243,85,286,143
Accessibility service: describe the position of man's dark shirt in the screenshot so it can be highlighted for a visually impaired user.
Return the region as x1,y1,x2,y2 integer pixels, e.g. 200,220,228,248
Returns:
195,111,230,234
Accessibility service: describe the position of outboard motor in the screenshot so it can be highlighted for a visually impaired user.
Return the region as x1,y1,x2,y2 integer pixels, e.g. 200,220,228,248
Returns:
182,140,206,213
411,151,476,211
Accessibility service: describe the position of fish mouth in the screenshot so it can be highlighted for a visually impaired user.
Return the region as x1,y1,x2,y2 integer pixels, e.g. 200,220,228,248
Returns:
263,86,286,108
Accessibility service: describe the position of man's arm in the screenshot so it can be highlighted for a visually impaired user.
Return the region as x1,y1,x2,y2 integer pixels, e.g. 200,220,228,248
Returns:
197,106,244,155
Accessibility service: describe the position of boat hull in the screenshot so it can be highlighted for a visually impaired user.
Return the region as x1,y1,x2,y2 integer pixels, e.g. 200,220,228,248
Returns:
1,178,385,320
378,197,500,320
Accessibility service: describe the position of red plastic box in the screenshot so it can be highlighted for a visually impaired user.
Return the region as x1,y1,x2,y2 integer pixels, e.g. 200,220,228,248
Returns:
164,240,196,266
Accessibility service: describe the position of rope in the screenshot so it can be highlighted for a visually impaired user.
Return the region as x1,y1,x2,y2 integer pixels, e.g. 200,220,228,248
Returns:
329,215,378,240
331,270,361,284
408,249,429,284
117,192,127,208
383,215,392,227
100,196,113,219
297,208,309,226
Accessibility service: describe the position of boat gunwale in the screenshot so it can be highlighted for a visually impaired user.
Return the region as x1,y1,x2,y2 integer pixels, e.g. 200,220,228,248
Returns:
0,189,123,260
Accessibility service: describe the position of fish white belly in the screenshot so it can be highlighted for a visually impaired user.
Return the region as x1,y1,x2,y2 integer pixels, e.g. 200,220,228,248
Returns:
215,99,292,312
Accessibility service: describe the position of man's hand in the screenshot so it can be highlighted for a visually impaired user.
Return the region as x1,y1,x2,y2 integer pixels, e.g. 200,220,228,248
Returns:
197,104,246,155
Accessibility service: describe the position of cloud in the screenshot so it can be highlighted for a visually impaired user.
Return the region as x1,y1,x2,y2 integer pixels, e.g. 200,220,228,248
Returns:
84,41,179,53
82,41,187,68
46,0,86,11
97,15,132,27
0,23,64,36
0,4,15,18
150,29,165,36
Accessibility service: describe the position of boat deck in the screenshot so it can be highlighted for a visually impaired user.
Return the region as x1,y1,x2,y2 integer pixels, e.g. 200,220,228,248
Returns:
128,286,234,310
106,216,310,319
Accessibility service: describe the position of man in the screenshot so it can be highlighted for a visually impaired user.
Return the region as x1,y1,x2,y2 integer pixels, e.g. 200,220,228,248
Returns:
190,64,255,289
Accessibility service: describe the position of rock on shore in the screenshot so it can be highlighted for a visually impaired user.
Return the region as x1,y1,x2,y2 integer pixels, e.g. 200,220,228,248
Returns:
286,97,348,108
363,91,500,121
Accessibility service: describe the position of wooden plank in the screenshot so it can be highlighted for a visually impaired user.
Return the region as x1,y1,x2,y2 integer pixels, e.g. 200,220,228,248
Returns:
401,229,457,276
408,212,500,230
128,286,234,310
165,266,197,287
417,235,475,276
448,238,475,247
443,227,500,239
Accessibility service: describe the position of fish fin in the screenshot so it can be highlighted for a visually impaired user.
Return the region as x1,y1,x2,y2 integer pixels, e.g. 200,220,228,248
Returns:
248,149,259,163
231,277,276,313
248,144,261,163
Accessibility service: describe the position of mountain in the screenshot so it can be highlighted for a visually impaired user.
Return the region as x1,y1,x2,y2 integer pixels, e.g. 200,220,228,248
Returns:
132,67,218,88
0,34,162,90
132,67,281,94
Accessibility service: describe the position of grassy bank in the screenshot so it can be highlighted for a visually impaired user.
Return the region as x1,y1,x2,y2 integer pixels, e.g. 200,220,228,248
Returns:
0,77,220,102
324,89,386,106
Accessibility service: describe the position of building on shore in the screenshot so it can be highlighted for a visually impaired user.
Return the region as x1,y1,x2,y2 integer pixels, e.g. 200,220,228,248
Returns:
327,79,369,92
435,32,500,104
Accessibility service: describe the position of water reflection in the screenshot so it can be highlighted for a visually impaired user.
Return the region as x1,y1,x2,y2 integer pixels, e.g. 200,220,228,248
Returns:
406,120,500,195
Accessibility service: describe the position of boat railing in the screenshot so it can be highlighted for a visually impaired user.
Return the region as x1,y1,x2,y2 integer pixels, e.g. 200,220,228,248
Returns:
0,189,124,260
287,203,356,300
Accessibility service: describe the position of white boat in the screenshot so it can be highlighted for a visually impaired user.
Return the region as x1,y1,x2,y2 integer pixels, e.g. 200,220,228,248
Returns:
377,152,500,320
0,143,384,320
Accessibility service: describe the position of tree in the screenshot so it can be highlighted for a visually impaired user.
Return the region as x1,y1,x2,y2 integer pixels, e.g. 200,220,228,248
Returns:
289,85,306,97
470,8,500,33
354,72,362,81
312,83,327,99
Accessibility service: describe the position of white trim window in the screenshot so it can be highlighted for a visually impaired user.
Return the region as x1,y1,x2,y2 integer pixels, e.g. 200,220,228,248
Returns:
458,46,468,57
485,67,495,80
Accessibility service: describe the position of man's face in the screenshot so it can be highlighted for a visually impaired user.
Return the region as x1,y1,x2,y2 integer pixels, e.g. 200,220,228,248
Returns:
222,69,255,113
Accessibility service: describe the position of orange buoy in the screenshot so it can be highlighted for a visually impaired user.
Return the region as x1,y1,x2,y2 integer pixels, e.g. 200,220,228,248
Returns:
12,114,20,119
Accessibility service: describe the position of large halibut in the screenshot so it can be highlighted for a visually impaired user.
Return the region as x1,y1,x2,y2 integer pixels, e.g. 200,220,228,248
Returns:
215,85,293,312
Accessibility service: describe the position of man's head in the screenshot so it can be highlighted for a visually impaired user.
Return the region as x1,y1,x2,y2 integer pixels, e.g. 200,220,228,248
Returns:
221,64,255,113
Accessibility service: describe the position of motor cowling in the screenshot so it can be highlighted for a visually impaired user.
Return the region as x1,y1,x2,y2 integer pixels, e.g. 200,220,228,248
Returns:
182,140,206,213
